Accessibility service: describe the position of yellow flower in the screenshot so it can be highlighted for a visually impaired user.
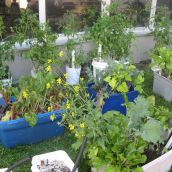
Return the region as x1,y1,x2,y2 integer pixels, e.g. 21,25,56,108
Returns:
48,106,51,112
64,73,68,79
62,114,66,120
69,124,75,131
57,122,61,125
80,77,84,81
75,132,79,138
46,83,51,89
47,59,52,64
74,85,80,92
50,114,56,121
22,90,29,99
66,100,71,109
46,65,52,72
80,122,85,128
59,51,64,57
56,78,62,85
71,112,75,117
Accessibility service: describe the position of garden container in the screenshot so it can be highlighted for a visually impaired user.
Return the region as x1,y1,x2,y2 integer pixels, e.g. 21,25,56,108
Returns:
87,83,139,115
153,71,172,102
31,150,77,172
92,149,172,172
92,59,108,78
0,99,64,148
66,65,81,85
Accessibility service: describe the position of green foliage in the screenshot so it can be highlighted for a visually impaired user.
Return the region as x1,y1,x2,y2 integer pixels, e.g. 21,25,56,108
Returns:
13,10,60,68
0,23,15,80
62,12,86,67
104,63,144,93
127,96,164,144
88,3,134,59
151,6,172,52
150,47,172,79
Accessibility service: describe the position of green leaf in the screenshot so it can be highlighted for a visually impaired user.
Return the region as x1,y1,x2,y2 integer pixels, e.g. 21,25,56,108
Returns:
108,78,117,90
117,82,128,93
140,119,163,144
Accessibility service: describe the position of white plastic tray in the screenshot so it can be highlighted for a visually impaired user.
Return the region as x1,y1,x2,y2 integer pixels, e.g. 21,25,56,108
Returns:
31,150,77,172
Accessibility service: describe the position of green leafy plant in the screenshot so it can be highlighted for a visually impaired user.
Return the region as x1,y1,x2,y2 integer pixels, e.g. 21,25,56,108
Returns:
127,96,164,144
0,17,16,80
13,10,60,69
150,47,172,79
151,6,172,53
0,59,64,126
88,3,134,60
62,12,87,67
59,83,166,172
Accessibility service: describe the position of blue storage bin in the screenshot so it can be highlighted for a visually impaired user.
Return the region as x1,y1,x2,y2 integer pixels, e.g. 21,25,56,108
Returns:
87,83,139,114
0,98,64,148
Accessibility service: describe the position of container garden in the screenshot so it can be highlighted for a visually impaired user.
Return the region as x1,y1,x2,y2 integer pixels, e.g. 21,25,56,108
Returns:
0,96,64,148
0,109,64,148
87,82,139,114
92,149,172,172
153,71,172,102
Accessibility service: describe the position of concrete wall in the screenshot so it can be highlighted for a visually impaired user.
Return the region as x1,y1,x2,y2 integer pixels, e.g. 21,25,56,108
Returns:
9,35,155,82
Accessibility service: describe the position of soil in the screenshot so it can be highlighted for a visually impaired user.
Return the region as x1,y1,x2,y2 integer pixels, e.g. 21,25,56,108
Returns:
37,160,71,172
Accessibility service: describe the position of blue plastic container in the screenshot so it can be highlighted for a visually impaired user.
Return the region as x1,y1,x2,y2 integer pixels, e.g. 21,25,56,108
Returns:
0,98,64,148
87,83,139,114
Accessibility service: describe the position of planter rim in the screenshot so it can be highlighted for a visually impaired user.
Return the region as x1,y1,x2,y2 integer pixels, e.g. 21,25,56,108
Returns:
0,110,63,130
66,65,81,69
142,149,172,171
154,71,172,84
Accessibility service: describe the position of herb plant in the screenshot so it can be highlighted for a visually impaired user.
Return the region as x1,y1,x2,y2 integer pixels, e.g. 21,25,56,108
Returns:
151,6,172,53
59,82,166,172
150,47,172,79
88,3,134,59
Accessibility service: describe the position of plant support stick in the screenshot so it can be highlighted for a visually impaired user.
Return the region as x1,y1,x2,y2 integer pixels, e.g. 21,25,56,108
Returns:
72,50,75,68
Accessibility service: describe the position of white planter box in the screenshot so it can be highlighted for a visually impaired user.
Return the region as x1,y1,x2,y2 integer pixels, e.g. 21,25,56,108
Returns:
31,150,77,172
142,149,172,172
92,149,172,172
153,72,172,102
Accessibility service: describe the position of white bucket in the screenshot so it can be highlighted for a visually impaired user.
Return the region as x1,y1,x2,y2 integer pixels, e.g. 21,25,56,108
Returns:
66,66,81,86
92,59,108,78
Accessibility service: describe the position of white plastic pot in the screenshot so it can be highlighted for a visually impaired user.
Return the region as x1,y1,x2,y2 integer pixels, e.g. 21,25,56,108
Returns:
92,149,172,172
153,71,172,102
142,149,172,172
92,59,108,78
31,150,77,172
66,65,81,86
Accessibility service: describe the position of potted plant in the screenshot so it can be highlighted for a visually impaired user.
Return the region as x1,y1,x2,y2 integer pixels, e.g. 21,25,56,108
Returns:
87,61,144,114
13,10,60,77
62,12,85,85
0,63,65,148
88,3,134,78
0,16,15,87
150,47,172,102
59,83,171,172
